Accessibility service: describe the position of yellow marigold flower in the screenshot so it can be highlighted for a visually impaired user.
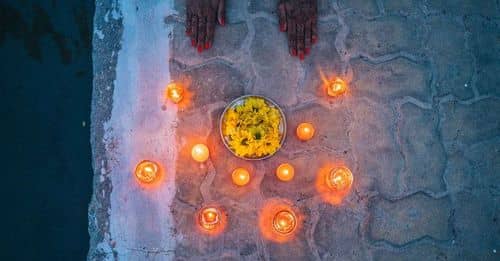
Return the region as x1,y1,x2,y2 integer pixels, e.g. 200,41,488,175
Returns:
222,97,283,158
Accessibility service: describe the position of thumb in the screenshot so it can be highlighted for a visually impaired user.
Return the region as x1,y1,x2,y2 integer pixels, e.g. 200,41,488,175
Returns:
217,0,225,25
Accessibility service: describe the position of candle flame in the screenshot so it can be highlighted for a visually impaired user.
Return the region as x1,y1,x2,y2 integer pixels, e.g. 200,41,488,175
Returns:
259,199,301,243
197,206,227,236
316,164,353,205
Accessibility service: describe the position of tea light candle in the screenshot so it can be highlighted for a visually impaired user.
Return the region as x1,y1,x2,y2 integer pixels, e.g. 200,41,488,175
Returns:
191,144,210,163
327,77,347,97
232,167,250,186
166,82,184,103
273,210,297,234
134,160,160,183
276,163,295,182
326,166,353,191
198,207,221,231
296,122,315,141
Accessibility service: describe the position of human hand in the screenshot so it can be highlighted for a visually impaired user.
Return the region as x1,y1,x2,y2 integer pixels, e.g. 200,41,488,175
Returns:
278,0,318,60
186,0,225,52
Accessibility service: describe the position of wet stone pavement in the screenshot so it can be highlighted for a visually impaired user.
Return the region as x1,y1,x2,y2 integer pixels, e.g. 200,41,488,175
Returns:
91,0,500,260
167,0,500,259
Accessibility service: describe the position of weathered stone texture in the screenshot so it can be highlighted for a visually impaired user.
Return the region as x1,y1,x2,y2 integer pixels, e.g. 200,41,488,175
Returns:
369,193,453,245
350,58,431,102
426,16,474,99
345,16,423,56
440,97,500,147
398,103,446,194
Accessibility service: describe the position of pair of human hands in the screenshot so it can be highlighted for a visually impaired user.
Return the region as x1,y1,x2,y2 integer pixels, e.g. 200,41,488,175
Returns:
186,0,317,60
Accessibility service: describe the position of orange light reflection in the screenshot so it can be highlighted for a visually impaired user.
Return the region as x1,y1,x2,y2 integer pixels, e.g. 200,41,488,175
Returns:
196,205,227,236
259,199,302,243
318,68,350,98
315,163,353,205
164,78,193,110
133,160,164,189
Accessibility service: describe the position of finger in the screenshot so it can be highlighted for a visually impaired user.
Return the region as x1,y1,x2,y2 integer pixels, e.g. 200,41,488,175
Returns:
190,14,198,47
206,10,216,49
311,18,318,44
217,0,225,25
288,21,297,56
305,20,312,55
197,15,207,52
297,23,305,60
278,1,287,32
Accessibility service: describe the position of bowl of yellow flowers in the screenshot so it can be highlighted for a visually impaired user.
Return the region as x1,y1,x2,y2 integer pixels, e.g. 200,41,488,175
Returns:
220,95,286,160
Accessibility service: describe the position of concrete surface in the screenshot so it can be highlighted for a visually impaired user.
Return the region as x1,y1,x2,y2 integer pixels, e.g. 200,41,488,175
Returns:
90,0,500,260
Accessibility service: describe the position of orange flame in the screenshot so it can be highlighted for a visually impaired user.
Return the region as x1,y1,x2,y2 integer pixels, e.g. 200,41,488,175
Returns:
196,205,227,236
133,160,164,189
315,163,353,205
164,78,193,110
258,199,302,243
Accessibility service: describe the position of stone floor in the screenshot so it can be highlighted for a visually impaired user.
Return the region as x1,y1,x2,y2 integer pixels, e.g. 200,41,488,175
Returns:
90,0,500,260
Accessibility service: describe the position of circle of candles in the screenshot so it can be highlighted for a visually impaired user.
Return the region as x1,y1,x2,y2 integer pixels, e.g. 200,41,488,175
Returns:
191,144,210,163
327,78,347,97
198,207,221,231
272,210,297,234
232,167,250,186
296,122,315,141
276,163,295,182
166,82,184,103
134,160,160,183
326,166,353,191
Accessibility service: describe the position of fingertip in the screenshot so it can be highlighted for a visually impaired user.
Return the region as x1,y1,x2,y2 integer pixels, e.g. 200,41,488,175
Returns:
204,42,210,49
312,36,318,44
299,52,304,60
280,23,286,32
191,39,196,47
291,48,297,56
305,48,310,55
219,17,225,26
197,44,203,53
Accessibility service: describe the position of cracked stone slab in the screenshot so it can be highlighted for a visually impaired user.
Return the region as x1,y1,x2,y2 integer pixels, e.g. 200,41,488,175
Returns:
440,97,500,148
338,0,379,17
369,193,453,245
300,25,342,101
381,0,423,16
464,137,500,192
452,190,500,260
465,16,500,96
283,103,351,154
349,99,403,196
426,16,474,99
314,206,368,260
426,0,499,18
398,103,446,194
373,242,458,261
169,60,247,113
350,58,431,102
250,17,301,107
345,16,424,57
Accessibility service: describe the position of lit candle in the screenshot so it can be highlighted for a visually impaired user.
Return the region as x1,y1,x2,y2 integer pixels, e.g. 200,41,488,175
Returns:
198,207,221,231
134,160,160,183
276,163,295,182
232,167,250,186
326,166,353,191
191,144,209,163
296,122,315,141
327,77,347,97
273,210,297,234
166,82,184,103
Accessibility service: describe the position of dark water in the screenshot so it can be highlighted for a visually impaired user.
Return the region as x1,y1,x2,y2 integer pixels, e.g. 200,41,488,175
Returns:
1,0,94,259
